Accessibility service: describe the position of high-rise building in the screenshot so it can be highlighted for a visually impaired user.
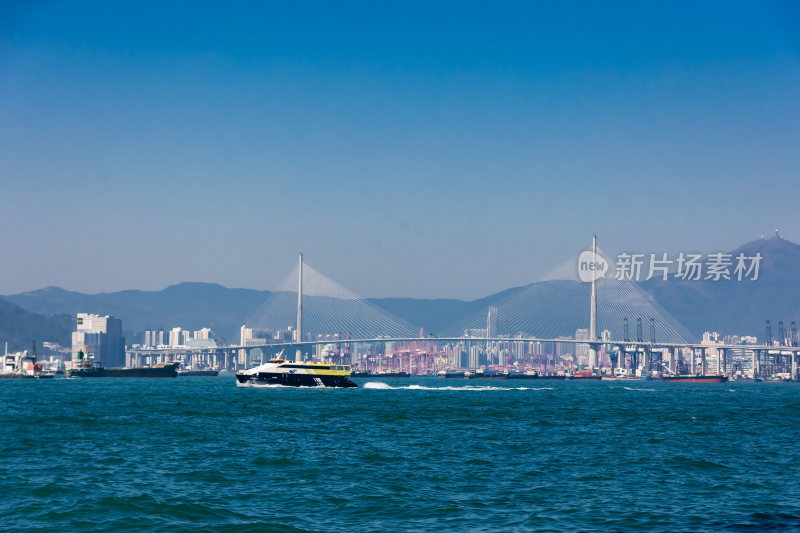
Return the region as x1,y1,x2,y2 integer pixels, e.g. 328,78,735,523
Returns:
153,330,164,346
575,328,590,365
469,345,481,369
169,327,183,347
194,328,212,340
71,313,125,367
144,330,152,348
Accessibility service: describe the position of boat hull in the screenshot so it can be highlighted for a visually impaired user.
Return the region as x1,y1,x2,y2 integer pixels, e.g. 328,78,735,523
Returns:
68,363,179,378
0,372,55,379
236,371,357,388
508,374,566,380
662,375,728,383
178,370,219,376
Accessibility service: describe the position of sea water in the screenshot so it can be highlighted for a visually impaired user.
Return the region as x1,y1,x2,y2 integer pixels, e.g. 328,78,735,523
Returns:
2,377,799,532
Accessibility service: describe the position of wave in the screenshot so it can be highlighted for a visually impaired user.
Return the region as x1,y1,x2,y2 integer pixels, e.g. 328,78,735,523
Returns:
362,382,553,391
623,386,657,391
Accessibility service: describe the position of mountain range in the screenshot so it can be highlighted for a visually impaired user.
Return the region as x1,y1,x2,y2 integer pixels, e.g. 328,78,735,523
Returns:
3,235,798,348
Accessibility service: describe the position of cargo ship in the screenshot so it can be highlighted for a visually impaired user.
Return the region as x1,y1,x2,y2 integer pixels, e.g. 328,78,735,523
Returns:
661,375,728,383
236,358,357,388
67,362,179,378
438,371,465,378
352,370,409,378
177,369,219,376
465,370,507,379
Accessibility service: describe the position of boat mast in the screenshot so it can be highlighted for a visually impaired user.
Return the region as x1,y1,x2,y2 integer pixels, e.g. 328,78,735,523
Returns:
296,253,303,363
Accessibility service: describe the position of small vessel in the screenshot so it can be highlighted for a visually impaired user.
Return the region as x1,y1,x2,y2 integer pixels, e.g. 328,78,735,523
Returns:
0,342,55,379
508,372,566,380
236,358,357,388
67,348,179,378
568,370,602,380
661,375,728,383
438,371,465,378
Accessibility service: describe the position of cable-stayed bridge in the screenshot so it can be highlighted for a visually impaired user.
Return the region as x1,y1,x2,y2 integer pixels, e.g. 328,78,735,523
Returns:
127,248,800,379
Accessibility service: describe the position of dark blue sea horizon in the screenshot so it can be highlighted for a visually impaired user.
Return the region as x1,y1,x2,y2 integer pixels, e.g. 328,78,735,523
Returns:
2,376,799,532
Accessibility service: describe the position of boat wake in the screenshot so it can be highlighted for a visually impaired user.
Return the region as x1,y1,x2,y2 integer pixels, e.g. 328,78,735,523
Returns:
362,382,553,391
623,386,657,391
236,381,293,388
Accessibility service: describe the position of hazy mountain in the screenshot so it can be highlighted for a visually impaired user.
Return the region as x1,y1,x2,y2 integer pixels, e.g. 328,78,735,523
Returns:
5,283,519,342
6,235,800,343
370,286,524,335
640,235,800,338
0,296,73,352
6,283,272,343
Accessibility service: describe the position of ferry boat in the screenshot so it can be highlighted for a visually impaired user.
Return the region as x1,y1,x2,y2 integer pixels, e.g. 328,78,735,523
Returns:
236,358,357,388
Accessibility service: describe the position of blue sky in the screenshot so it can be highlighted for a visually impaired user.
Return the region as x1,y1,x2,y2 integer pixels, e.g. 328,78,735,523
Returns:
1,1,799,298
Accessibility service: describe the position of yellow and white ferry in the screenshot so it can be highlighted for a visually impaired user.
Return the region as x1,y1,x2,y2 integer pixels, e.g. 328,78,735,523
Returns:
235,358,357,388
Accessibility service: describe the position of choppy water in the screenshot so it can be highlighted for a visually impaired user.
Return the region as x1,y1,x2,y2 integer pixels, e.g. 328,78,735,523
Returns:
2,376,800,532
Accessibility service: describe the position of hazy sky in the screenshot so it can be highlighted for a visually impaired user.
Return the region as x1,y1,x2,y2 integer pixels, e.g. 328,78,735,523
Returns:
2,1,799,299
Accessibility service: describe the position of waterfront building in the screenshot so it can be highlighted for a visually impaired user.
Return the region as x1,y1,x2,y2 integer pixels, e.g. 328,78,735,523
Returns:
71,313,125,367
169,327,183,347
469,345,481,369
575,328,590,366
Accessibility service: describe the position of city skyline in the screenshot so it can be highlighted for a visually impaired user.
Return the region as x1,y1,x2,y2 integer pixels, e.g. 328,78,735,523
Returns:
2,2,799,298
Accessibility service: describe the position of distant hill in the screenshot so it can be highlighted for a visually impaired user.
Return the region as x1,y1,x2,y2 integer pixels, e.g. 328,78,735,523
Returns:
5,282,518,341
370,286,524,335
7,236,800,343
640,235,800,338
6,282,272,343
0,296,73,352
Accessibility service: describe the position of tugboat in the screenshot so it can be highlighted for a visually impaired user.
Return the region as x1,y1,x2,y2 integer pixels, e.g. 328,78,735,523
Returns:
236,358,357,388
